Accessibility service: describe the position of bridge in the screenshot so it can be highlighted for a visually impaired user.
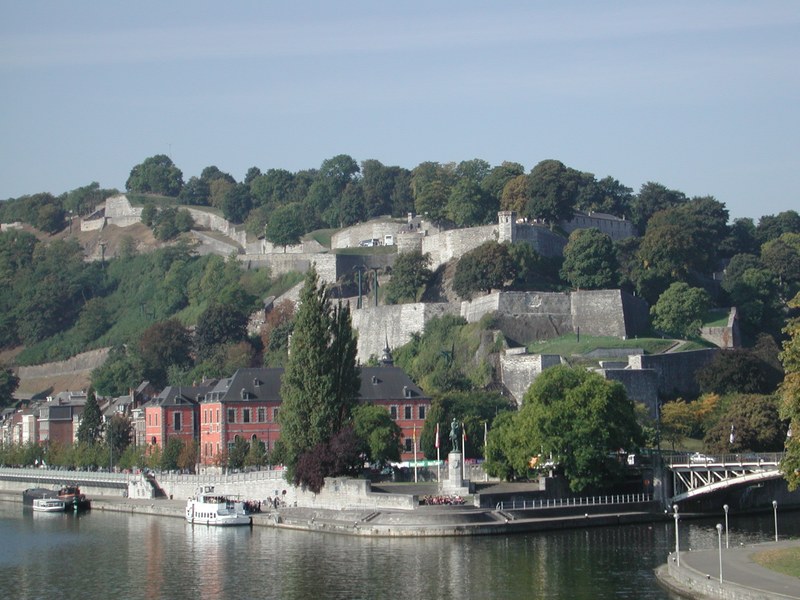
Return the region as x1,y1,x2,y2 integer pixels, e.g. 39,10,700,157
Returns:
665,452,783,503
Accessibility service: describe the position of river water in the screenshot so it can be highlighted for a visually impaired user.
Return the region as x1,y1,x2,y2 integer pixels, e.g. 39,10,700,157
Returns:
0,502,796,600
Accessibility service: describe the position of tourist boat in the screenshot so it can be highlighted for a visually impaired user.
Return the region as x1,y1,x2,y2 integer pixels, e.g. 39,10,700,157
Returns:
22,488,58,507
32,498,66,512
56,485,91,512
185,486,252,526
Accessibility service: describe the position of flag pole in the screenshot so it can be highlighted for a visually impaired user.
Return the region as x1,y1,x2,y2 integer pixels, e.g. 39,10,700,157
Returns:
435,422,440,486
413,425,418,483
462,422,466,481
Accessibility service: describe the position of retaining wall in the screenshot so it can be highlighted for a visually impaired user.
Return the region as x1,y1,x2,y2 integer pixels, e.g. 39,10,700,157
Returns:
629,349,718,399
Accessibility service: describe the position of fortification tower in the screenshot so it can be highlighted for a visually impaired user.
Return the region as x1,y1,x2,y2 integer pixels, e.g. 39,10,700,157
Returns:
498,211,516,243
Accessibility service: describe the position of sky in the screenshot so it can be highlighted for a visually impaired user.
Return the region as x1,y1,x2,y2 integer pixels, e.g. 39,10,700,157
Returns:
1,1,798,221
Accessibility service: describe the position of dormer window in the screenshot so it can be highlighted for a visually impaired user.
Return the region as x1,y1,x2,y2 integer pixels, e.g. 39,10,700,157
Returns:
372,376,378,384
403,386,411,398
240,388,248,400
253,378,261,388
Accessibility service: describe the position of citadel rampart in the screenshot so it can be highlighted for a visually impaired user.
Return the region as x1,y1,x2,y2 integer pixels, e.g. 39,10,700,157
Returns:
460,290,648,345
351,303,460,363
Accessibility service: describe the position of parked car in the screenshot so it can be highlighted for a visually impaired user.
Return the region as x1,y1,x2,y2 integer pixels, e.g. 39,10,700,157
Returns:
359,238,380,247
690,452,711,464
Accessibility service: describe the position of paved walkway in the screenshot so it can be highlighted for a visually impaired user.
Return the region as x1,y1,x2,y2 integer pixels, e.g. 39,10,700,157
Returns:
671,539,800,599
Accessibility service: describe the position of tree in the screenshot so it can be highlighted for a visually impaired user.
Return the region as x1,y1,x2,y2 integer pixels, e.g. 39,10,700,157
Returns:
161,437,183,471
76,389,103,445
126,154,183,196
500,174,531,214
756,210,800,245
353,403,402,465
139,319,192,388
244,438,266,468
660,400,697,451
178,176,210,206
485,366,643,491
575,175,633,217
696,349,775,396
221,182,253,224
412,161,454,222
278,267,360,490
0,366,19,409
452,241,516,300
482,161,525,206
525,159,582,227
780,292,800,490
631,182,686,234
227,436,250,470
560,228,619,289
704,394,786,453
265,203,305,248
384,250,432,304
194,303,250,360
761,233,800,296
106,414,133,460
650,282,711,339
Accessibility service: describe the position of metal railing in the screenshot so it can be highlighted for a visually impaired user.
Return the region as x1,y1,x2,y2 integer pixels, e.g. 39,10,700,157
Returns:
665,452,783,468
495,493,652,511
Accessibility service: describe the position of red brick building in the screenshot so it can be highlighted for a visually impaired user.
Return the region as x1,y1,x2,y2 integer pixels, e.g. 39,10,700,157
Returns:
195,366,431,465
144,383,216,450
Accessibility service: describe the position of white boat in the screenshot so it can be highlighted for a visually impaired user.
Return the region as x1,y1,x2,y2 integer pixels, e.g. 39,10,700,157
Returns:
32,498,66,512
185,486,252,526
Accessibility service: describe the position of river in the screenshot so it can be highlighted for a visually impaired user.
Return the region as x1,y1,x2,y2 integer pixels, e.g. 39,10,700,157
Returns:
0,502,796,600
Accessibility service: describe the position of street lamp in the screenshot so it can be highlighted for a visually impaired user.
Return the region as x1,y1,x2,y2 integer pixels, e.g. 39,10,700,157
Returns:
773,500,778,542
673,504,680,567
723,504,729,549
716,523,723,583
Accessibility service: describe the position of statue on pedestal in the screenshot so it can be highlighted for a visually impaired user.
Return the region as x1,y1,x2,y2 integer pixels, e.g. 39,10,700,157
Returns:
449,418,460,452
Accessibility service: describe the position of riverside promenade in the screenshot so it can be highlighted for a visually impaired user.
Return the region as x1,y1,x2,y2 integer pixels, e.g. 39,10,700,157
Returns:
656,539,800,599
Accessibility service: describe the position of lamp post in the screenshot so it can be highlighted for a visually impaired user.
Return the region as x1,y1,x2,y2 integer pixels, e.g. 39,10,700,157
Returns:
673,504,680,567
773,500,778,542
716,523,723,583
723,504,729,549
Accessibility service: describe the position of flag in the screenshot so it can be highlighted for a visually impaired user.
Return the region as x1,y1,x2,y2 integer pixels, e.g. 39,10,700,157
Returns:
462,422,467,442
413,424,417,444
729,424,735,445
484,421,488,450
434,422,440,449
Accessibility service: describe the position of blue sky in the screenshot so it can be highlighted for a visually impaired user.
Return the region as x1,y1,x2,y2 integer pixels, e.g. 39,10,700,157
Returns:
1,1,797,220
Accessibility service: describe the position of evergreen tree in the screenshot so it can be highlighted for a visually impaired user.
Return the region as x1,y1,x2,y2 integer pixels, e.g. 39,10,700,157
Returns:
76,388,103,445
278,267,360,490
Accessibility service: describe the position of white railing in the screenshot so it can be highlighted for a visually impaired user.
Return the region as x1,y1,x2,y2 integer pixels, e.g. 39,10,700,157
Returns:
0,467,130,482
495,493,652,511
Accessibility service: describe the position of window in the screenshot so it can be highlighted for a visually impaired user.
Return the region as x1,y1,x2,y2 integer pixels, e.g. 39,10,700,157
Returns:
227,408,236,423
404,406,412,420
257,408,266,423
173,412,182,431
418,405,426,420
272,408,279,422
243,408,251,424
404,438,413,452
390,406,398,420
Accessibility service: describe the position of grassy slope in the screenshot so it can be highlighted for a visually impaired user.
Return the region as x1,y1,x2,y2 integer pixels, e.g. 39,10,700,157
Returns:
752,548,800,578
527,334,676,356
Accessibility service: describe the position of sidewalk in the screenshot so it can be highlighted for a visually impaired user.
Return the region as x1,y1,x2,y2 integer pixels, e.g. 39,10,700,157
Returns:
658,539,800,599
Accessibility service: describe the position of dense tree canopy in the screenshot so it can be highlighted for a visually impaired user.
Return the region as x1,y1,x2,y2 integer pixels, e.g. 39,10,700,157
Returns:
525,159,582,226
484,366,643,491
560,228,619,289
384,250,432,304
126,154,183,196
780,293,800,490
453,241,516,300
650,282,711,339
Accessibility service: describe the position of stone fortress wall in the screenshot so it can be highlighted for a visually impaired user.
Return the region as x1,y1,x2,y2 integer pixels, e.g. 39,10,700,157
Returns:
561,210,636,241
331,219,407,249
351,302,460,363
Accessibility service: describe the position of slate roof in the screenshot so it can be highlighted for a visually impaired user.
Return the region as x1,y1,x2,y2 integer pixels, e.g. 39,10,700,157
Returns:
198,366,428,404
359,367,429,402
203,368,284,403
150,382,218,408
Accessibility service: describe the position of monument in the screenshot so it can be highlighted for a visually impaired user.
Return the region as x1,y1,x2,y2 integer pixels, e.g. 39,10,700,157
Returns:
441,418,472,496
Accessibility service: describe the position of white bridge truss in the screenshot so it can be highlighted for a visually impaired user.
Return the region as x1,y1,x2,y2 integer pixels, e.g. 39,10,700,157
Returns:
667,453,783,503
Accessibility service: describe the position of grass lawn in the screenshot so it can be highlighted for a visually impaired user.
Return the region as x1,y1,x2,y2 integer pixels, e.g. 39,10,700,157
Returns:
527,334,676,356
702,309,731,328
304,228,337,248
334,245,397,256
751,548,800,578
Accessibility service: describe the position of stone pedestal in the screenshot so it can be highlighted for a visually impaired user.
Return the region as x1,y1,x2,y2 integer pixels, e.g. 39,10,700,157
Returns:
440,451,471,496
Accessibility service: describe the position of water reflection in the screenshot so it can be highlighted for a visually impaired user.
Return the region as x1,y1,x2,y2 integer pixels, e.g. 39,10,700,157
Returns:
0,503,796,600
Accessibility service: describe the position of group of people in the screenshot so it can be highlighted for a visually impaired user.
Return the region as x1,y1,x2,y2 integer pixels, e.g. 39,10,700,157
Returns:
420,494,465,506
